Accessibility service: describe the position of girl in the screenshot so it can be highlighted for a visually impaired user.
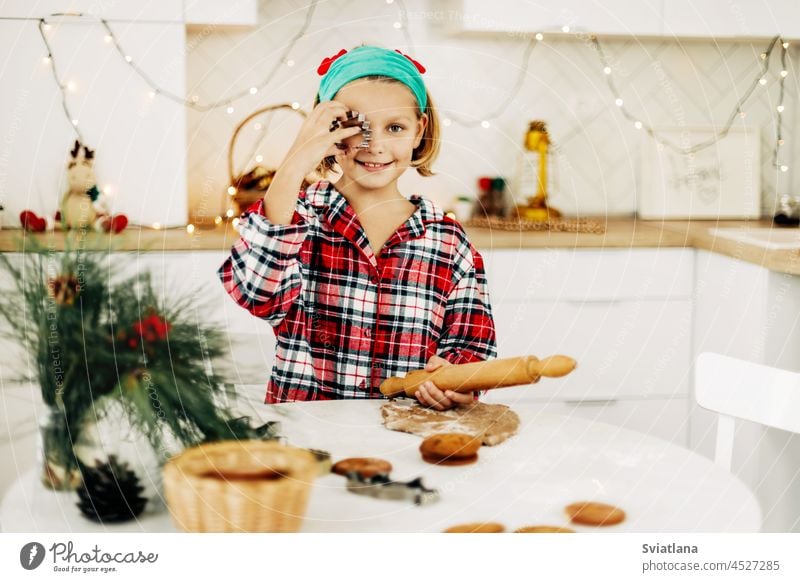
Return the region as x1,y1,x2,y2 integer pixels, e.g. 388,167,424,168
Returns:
218,45,497,410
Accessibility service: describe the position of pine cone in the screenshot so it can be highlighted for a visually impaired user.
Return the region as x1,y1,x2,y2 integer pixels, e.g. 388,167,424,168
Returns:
76,456,147,523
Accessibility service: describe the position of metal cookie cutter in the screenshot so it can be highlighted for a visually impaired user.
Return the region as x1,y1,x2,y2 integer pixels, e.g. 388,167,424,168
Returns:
344,472,440,506
330,110,372,150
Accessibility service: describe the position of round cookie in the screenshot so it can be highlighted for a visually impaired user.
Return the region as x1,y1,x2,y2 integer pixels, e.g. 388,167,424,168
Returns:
331,457,392,478
421,451,478,466
565,501,626,526
444,522,505,533
514,525,576,533
420,433,481,460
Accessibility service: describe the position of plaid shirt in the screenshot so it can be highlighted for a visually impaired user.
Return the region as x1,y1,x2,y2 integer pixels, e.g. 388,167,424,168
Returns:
218,180,497,403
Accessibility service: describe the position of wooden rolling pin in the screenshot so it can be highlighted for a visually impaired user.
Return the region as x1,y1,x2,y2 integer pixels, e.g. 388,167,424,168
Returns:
379,355,576,398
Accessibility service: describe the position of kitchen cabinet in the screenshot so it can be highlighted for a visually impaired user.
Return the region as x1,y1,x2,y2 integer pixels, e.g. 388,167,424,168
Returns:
662,0,800,40
692,249,800,532
481,248,694,446
446,0,662,37
446,0,800,40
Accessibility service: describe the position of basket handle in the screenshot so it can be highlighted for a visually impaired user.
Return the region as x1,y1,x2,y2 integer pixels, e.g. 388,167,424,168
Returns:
227,103,308,186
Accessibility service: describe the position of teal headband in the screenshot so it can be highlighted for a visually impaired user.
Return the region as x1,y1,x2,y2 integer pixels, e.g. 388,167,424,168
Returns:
317,46,428,112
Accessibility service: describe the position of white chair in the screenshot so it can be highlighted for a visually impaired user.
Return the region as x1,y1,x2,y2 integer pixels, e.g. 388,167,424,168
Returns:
695,352,800,471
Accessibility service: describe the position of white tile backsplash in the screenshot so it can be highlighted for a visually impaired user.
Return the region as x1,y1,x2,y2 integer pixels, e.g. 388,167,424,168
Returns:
187,0,798,217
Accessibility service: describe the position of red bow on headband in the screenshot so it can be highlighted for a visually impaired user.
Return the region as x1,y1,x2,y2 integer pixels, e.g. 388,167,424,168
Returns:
316,48,427,75
394,49,426,74
317,49,347,75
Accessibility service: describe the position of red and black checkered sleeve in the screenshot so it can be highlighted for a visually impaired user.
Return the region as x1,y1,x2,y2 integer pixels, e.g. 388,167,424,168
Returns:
217,197,310,327
436,243,498,366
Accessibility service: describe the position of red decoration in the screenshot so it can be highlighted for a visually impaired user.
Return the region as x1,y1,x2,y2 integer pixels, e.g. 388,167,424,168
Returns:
478,177,492,192
395,49,426,74
317,49,347,75
132,313,171,342
19,210,47,232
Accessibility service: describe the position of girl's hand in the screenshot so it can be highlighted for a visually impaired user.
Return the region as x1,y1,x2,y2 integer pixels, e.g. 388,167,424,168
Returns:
415,355,476,411
283,101,364,176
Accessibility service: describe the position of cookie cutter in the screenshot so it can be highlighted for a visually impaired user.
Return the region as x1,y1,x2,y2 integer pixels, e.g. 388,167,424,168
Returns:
330,110,371,150
344,472,440,506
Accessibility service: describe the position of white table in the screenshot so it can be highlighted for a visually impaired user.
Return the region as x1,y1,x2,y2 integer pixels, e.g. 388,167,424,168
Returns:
1,400,762,532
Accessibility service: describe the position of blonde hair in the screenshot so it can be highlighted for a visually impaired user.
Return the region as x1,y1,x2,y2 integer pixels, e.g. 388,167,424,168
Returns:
314,75,440,178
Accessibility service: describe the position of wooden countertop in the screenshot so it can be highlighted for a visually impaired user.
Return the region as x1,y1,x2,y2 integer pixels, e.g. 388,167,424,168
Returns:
2,217,799,275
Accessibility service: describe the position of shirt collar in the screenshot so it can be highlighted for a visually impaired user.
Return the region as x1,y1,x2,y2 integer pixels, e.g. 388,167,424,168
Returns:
309,181,444,242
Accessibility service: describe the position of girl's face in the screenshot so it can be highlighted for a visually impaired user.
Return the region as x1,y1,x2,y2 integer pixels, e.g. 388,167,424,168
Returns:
333,79,427,193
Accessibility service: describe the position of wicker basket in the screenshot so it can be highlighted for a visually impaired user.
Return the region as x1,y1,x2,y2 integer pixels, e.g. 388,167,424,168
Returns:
163,440,317,532
227,104,307,216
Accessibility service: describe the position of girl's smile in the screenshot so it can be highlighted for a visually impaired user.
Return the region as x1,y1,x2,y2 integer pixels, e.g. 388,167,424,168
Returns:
332,79,427,197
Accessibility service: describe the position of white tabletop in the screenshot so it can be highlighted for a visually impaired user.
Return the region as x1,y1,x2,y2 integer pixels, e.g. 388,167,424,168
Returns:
1,400,762,532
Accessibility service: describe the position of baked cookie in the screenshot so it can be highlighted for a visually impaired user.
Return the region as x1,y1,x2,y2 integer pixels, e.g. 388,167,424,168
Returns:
331,457,392,478
514,525,576,533
421,452,479,466
444,522,505,533
419,433,481,466
565,501,626,526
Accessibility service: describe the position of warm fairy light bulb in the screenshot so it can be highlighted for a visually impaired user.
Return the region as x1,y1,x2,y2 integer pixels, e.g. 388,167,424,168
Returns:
255,155,263,163
148,90,156,98
535,33,544,41
66,80,77,92
759,77,767,85
783,42,790,49
42,56,51,65
254,122,263,131
603,66,611,75
227,186,237,195
780,70,788,77
777,105,785,113
442,118,452,126
760,53,767,60
615,98,624,106
103,184,114,195
232,217,240,227
634,121,643,129
152,222,161,229
125,55,132,63
214,216,223,225
104,34,112,43
286,59,295,67
226,106,234,114
291,102,300,109
42,23,52,32
249,87,258,95
778,139,785,145
186,224,195,234
71,119,79,126
481,120,490,128
393,22,402,29
739,111,747,118
226,209,235,218
190,95,199,103
386,0,394,4
561,25,570,33
780,165,789,172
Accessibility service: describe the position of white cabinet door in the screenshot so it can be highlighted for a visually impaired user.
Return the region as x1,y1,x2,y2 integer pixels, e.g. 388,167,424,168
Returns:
449,0,663,36
491,299,692,400
483,248,694,303
663,0,800,39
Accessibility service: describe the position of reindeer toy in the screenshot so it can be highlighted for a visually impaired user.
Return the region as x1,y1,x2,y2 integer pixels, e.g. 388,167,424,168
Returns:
19,140,128,233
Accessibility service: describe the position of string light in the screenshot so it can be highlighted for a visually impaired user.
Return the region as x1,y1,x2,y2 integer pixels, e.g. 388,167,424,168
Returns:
481,120,490,128
186,224,195,234
535,32,544,41
226,106,234,114
286,59,295,67
561,25,570,33
393,22,402,29
291,102,300,109
249,87,258,95
214,216,223,225
225,209,234,218
227,186,237,195
255,155,263,163
151,222,161,229
42,55,51,65
103,34,112,43
586,34,789,165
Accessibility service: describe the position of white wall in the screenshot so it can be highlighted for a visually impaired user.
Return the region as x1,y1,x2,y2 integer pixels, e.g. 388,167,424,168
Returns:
186,0,798,217
0,2,187,228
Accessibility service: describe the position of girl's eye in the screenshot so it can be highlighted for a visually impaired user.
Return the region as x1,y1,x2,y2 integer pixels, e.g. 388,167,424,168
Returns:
388,124,405,133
